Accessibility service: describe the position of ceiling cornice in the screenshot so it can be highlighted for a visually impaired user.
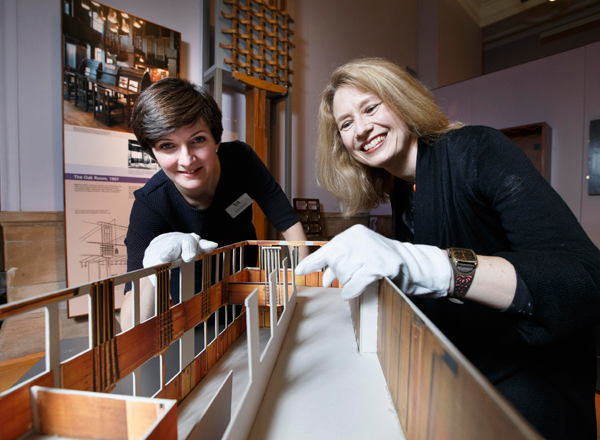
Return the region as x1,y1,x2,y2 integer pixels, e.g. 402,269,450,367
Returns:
481,0,548,26
454,0,550,27
454,0,483,26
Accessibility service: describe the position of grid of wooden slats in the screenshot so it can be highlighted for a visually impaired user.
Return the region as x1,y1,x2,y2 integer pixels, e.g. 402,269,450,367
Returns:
220,0,294,87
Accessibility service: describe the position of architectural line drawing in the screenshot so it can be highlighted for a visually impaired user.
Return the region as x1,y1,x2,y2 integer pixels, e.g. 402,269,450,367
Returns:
79,219,128,281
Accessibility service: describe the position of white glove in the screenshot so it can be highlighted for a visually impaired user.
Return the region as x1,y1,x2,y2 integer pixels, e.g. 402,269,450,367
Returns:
143,232,218,285
295,224,452,300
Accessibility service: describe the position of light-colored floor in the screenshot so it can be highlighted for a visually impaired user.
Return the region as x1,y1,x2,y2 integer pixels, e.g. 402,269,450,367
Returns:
0,306,88,362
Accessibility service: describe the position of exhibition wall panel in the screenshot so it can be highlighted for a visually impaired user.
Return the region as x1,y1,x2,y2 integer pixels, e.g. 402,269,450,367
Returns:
0,0,202,212
582,42,600,249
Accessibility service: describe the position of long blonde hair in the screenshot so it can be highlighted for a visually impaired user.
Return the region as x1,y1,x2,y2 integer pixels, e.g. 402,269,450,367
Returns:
317,58,462,216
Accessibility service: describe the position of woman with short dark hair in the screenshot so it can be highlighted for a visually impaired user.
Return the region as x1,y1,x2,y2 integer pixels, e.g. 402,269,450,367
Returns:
122,78,307,330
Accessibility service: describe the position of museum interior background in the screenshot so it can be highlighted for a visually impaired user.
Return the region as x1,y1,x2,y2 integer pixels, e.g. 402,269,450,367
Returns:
1,0,600,401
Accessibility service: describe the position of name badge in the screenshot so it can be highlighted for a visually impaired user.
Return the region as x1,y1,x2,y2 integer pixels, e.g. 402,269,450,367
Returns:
226,193,253,218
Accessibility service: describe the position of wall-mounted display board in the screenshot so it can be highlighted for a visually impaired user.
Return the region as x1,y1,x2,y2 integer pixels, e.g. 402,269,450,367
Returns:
62,0,181,316
500,122,552,183
589,119,600,195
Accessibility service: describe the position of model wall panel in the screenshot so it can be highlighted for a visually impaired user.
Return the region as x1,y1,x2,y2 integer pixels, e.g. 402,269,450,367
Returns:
60,350,93,391
172,304,186,340
377,280,541,439
0,371,53,440
116,320,157,378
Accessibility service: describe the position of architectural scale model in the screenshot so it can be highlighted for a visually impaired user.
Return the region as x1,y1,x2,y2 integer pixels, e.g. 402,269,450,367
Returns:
0,239,542,440
0,2,542,438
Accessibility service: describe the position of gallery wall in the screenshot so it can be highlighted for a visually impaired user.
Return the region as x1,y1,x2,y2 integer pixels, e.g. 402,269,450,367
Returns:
288,0,419,213
437,0,482,88
0,0,484,215
431,41,600,246
0,0,202,212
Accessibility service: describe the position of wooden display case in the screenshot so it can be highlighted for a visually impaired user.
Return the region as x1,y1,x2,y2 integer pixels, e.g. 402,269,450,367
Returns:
500,122,552,182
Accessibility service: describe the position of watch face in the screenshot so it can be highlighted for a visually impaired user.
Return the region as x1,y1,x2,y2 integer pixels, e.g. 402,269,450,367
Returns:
451,248,477,263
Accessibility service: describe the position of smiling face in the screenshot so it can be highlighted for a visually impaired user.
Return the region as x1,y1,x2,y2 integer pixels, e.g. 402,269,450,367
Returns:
152,119,221,209
332,85,418,181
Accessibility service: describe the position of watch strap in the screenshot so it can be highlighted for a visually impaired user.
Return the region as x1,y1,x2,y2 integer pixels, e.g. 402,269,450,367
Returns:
448,248,477,299
453,272,475,298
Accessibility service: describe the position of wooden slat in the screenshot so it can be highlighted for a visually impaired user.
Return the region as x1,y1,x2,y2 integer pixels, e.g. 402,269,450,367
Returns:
115,319,156,379
397,292,412,426
171,304,186,340
125,399,171,440
207,342,217,371
145,400,178,440
60,350,93,391
165,374,180,401
306,272,319,287
184,292,205,332
387,288,400,416
295,275,305,286
0,351,45,393
233,70,287,94
181,363,193,400
247,269,261,283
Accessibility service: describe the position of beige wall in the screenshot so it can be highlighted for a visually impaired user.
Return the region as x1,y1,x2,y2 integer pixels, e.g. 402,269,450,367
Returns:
288,0,481,215
1,0,479,215
288,0,419,213
437,0,482,88
0,212,66,302
417,0,482,91
434,42,600,247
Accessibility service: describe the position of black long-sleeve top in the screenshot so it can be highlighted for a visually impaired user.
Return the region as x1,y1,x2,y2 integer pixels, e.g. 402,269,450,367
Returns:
392,126,600,439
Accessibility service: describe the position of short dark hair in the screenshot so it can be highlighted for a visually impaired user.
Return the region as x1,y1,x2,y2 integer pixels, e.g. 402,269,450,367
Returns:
130,78,223,156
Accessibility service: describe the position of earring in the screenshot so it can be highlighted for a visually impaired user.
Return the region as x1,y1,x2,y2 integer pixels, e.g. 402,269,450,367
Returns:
215,149,218,153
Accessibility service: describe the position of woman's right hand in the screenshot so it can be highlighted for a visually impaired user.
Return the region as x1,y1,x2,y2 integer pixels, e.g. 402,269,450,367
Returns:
295,224,452,300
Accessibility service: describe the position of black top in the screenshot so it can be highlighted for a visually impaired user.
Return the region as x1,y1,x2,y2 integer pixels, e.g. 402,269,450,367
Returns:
392,126,600,439
125,141,299,300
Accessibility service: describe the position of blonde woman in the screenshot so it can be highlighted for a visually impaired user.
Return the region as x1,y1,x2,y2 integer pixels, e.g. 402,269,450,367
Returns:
297,58,600,439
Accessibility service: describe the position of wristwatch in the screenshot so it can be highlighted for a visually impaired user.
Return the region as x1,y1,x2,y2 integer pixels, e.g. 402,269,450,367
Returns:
447,248,478,299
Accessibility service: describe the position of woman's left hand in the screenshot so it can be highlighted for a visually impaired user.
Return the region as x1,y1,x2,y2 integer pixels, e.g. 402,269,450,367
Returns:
143,232,218,267
295,224,452,300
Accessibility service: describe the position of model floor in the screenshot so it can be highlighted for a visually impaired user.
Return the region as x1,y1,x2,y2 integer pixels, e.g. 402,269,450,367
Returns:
178,286,404,440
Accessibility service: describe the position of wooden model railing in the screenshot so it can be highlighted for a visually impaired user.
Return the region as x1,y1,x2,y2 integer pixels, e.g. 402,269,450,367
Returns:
0,240,325,440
